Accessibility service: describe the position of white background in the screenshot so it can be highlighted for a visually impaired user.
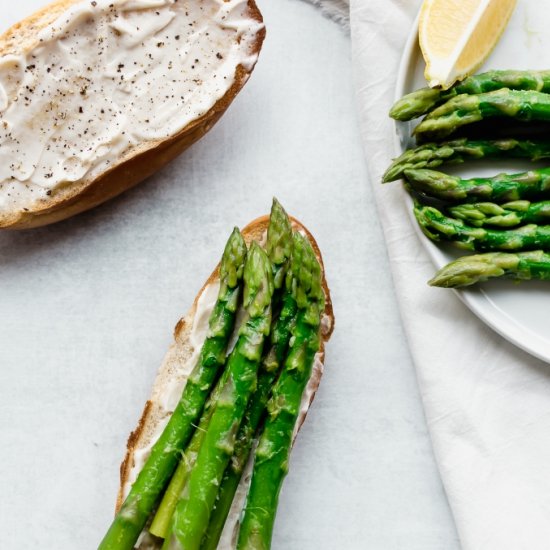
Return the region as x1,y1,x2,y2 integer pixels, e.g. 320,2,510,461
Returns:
0,0,460,548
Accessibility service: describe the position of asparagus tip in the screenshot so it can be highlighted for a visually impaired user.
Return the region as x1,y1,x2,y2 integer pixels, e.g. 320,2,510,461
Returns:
428,253,519,288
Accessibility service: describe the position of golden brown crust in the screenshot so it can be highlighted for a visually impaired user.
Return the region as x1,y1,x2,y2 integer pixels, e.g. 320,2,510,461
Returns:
119,399,153,506
115,215,334,512
0,0,77,55
0,0,266,230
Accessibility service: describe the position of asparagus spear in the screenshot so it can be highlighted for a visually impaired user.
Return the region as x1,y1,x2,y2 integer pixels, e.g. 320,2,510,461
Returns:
383,138,550,183
163,243,274,550
414,90,550,141
390,70,550,121
449,200,550,227
404,167,550,203
150,198,293,540
267,198,294,290
200,201,295,550
98,229,247,550
415,203,550,252
429,251,550,287
237,233,325,550
149,360,232,539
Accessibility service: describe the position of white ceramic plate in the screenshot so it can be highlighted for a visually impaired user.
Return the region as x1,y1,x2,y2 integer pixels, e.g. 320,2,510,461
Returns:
394,0,550,364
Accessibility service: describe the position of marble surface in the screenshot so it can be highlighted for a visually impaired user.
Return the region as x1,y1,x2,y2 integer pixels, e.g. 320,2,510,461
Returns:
0,1,460,548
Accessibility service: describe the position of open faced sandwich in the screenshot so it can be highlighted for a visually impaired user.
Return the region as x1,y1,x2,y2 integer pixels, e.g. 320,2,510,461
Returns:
98,199,334,550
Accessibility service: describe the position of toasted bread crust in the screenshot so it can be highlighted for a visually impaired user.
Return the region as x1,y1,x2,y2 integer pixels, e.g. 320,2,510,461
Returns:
116,215,334,515
0,0,265,230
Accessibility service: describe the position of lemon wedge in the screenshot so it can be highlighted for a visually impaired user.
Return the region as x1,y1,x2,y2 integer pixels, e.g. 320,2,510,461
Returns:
419,0,517,89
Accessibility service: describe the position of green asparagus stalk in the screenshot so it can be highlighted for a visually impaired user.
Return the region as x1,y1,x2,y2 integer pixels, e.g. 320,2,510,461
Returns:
201,292,298,550
237,233,325,550
414,90,550,141
98,229,247,550
383,138,550,183
390,70,550,121
404,167,550,203
151,198,293,541
149,361,232,539
429,250,550,287
200,201,295,550
415,203,550,252
163,243,274,550
449,200,550,227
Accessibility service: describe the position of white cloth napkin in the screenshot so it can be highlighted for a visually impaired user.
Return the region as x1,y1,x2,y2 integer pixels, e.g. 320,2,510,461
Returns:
348,1,550,549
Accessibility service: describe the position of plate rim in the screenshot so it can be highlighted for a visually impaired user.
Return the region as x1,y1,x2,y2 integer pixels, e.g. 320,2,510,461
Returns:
392,11,550,364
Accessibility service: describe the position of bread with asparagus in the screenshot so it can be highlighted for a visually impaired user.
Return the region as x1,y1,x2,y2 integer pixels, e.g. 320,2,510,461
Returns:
98,199,334,550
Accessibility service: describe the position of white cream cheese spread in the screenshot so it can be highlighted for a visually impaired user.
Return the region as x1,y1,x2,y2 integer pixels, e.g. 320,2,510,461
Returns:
0,0,263,213
124,280,221,493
